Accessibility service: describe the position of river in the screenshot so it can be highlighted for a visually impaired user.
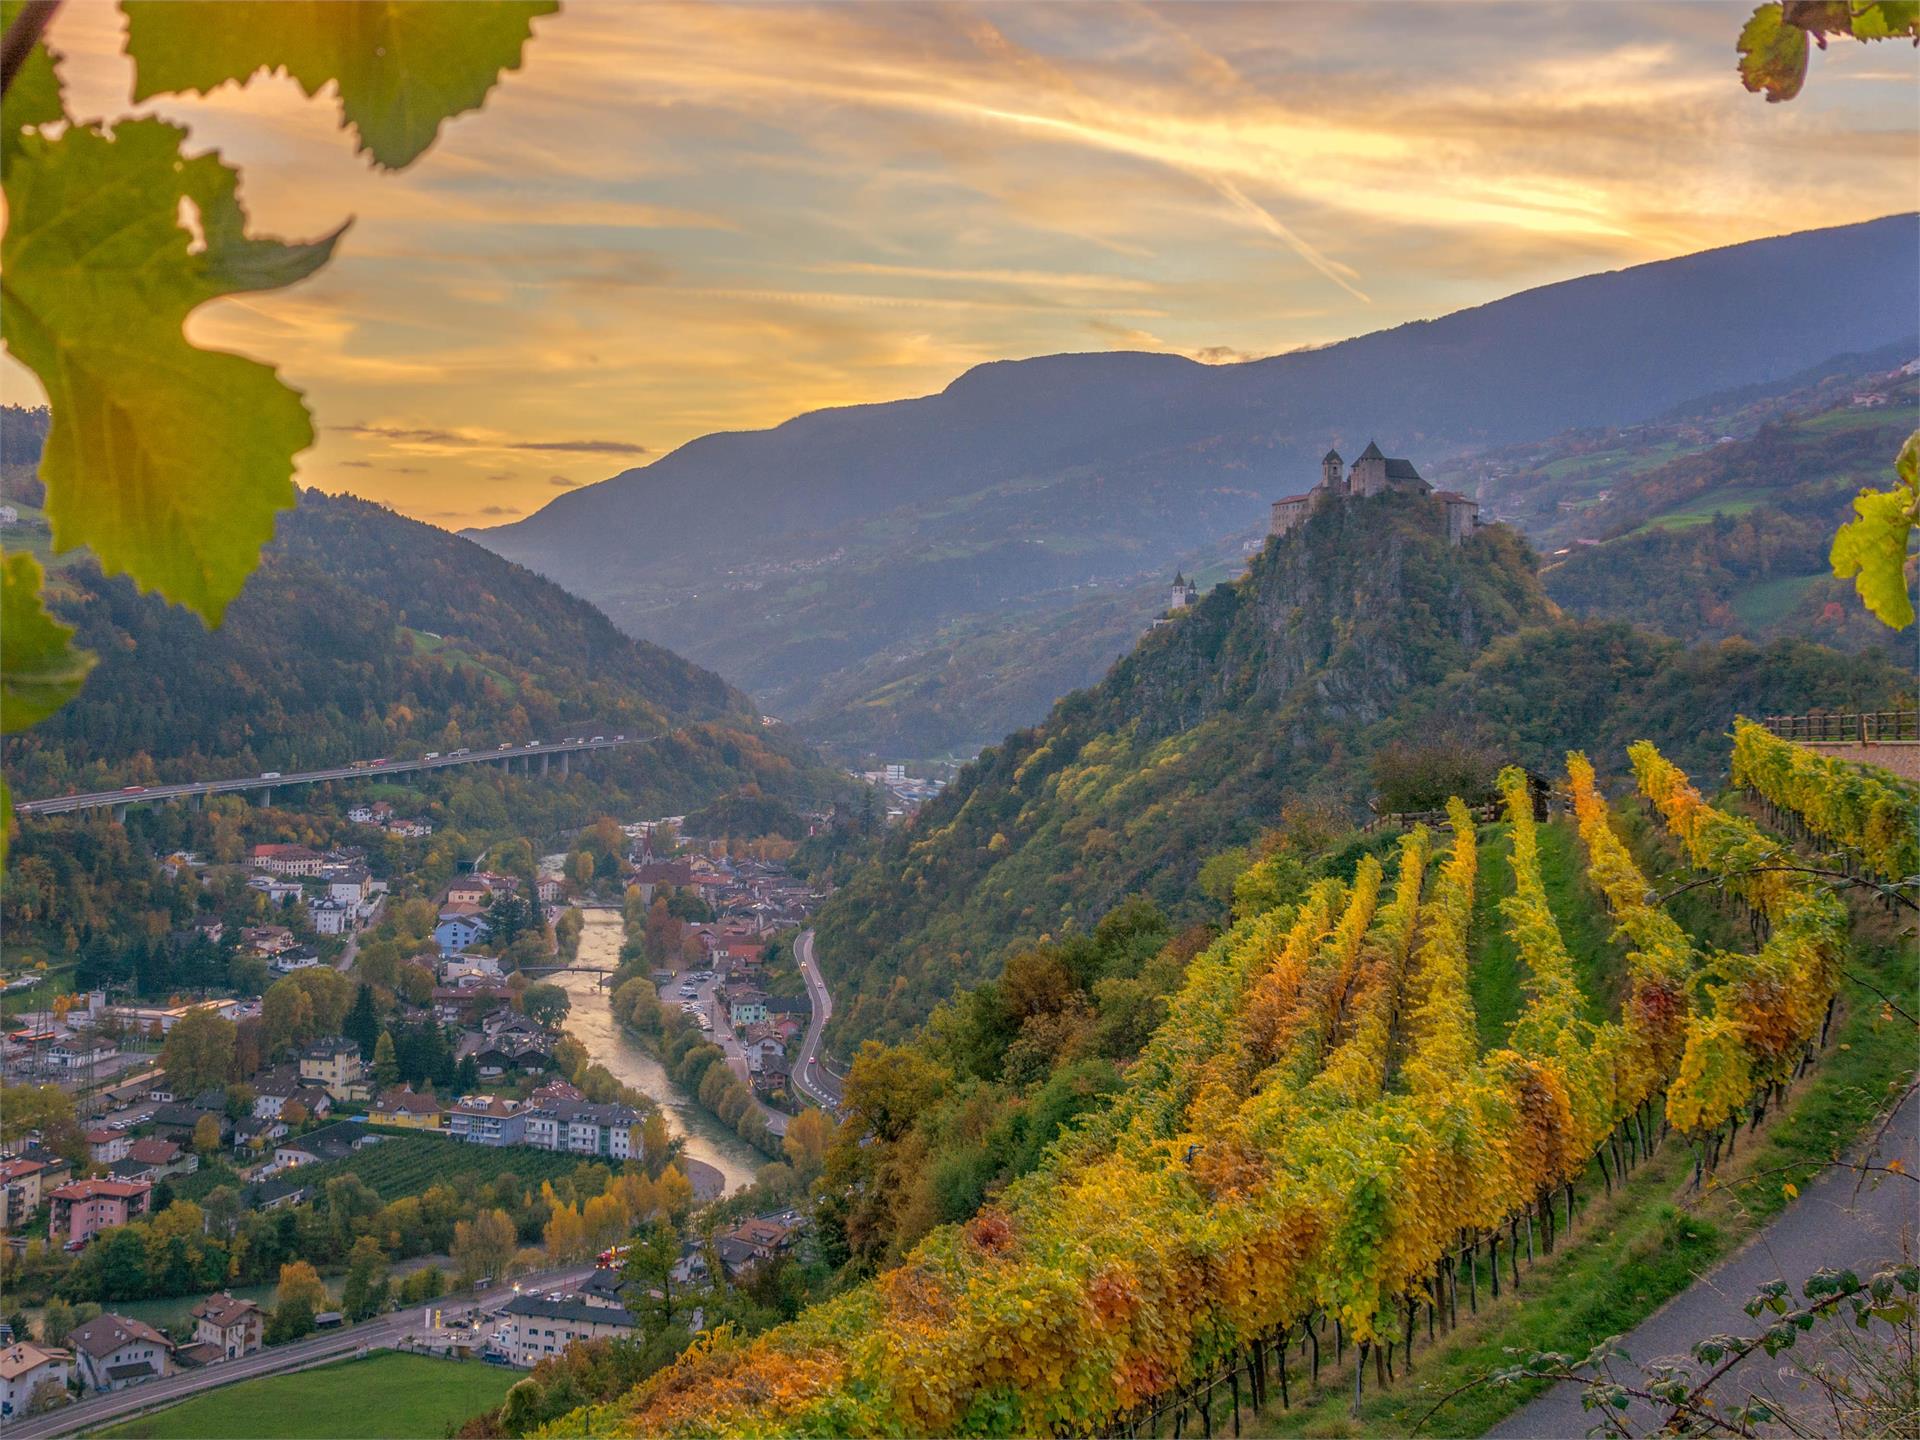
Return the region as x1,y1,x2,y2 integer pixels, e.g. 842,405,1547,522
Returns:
550,909,764,1195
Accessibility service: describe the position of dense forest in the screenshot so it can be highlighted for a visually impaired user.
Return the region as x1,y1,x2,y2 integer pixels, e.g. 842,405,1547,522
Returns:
813,498,1911,1046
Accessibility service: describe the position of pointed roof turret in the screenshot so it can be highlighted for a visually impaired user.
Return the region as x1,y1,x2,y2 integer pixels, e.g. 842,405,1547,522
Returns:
1323,448,1342,463
1357,439,1384,460
1172,570,1186,585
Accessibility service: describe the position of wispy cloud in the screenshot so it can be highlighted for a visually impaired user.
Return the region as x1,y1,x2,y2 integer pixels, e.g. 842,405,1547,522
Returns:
9,0,1910,530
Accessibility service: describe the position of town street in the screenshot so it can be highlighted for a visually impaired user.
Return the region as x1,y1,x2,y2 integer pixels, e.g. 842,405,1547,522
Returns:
687,970,788,1139
6,1265,598,1439
789,930,841,1112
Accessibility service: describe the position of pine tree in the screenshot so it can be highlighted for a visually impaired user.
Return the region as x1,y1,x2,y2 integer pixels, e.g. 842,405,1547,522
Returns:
343,984,380,1059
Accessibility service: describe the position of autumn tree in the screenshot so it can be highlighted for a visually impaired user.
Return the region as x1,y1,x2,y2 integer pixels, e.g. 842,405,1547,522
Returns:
190,1113,222,1154
782,1107,833,1184
162,1008,236,1095
452,1207,517,1284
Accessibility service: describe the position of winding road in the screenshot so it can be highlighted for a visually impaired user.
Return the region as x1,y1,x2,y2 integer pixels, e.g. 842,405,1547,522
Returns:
1490,1085,1919,1438
5,1264,598,1439
789,930,842,1112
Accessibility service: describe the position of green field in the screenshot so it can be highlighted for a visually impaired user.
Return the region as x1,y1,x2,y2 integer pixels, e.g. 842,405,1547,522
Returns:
97,1352,518,1439
1729,572,1821,627
1630,486,1771,534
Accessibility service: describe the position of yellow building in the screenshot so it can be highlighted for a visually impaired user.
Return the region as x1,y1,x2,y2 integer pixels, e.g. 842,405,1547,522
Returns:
371,1086,444,1130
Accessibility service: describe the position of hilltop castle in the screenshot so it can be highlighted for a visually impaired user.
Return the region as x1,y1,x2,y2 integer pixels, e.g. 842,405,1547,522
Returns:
1269,442,1480,546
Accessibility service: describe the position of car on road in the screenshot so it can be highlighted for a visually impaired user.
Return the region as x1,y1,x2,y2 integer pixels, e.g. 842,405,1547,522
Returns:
120,785,146,793
260,771,281,779
529,739,542,746
590,734,605,742
614,733,626,741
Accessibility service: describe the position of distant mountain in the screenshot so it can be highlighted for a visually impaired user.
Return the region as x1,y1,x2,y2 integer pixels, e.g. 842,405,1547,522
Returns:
812,496,1912,1048
472,216,1918,757
3,490,836,813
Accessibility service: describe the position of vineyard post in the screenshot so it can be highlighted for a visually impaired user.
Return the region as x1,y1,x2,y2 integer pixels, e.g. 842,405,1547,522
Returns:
1351,1340,1367,1413
1276,1327,1289,1409
1487,1232,1500,1298
1228,1363,1240,1437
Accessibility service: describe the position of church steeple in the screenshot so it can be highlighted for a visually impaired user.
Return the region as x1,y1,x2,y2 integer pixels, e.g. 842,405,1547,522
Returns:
1321,448,1344,494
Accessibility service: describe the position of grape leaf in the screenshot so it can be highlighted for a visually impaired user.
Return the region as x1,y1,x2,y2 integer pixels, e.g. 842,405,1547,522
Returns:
1829,430,1919,630
1,119,343,622
1848,2,1920,40
122,0,558,171
1,552,95,734
1739,4,1810,101
1,0,65,156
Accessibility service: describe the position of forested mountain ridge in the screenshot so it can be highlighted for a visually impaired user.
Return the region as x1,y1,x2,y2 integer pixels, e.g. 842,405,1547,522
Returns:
1533,369,1916,652
814,497,1913,1048
471,216,1918,758
2,489,832,809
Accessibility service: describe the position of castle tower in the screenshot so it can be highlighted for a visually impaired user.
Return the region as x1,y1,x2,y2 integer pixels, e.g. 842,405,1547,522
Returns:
1321,448,1344,495
1350,439,1388,497
1170,572,1197,610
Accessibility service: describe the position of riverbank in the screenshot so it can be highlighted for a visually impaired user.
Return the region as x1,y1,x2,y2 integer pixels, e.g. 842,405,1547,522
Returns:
550,912,765,1193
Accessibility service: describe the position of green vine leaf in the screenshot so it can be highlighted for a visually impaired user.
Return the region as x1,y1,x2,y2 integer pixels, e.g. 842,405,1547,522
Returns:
1738,4,1810,100
1,119,342,623
122,0,559,170
1830,430,1920,630
1,552,95,735
1,0,65,159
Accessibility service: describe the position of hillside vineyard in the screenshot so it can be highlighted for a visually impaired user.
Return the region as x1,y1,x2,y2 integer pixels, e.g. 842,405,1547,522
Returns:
556,744,1878,1436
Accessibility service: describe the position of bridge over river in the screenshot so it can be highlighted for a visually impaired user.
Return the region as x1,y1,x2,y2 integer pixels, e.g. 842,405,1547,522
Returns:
12,733,653,821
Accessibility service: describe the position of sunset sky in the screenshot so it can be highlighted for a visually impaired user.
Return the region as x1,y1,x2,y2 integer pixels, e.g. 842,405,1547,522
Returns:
5,2,1916,529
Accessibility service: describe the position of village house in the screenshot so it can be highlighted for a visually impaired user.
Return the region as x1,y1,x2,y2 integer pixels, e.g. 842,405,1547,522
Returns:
446,1095,526,1146
327,865,372,907
725,986,769,1028
0,1158,49,1232
308,898,352,936
431,982,515,1025
83,1128,131,1165
49,1178,153,1248
371,1086,443,1129
270,947,324,975
0,1341,71,1416
386,816,432,839
66,1314,172,1392
189,1293,264,1361
434,910,491,957
520,1099,641,1160
298,1036,368,1101
113,1138,197,1185
498,1292,636,1367
250,843,326,877
1269,443,1480,545
274,1121,379,1169
240,925,296,957
248,874,306,906
250,1065,332,1121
